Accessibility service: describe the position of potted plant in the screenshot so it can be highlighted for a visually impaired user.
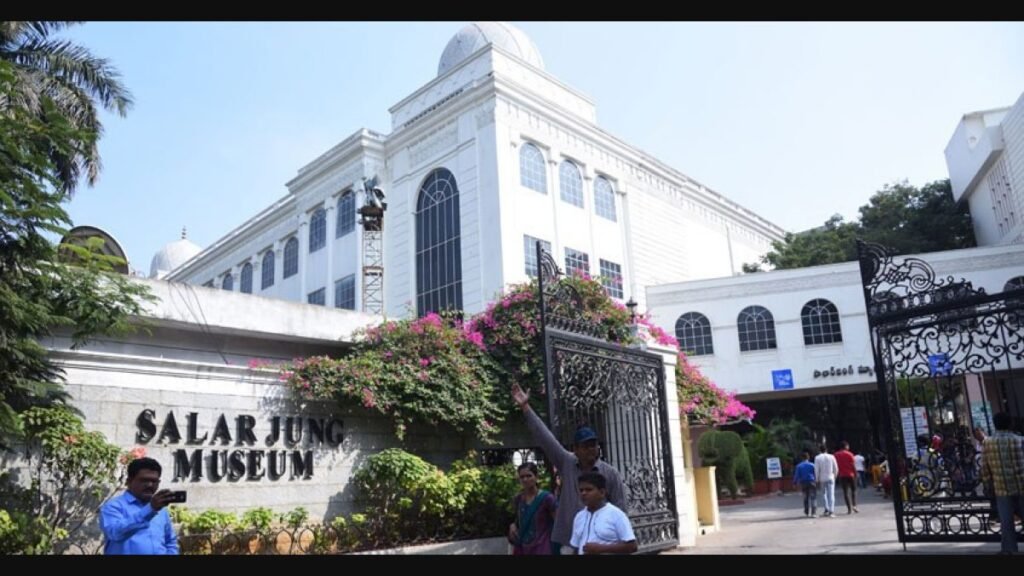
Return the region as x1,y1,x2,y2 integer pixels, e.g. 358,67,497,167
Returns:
744,424,786,494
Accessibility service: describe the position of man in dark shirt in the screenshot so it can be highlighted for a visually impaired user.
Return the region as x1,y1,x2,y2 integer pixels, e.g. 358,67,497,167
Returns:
511,383,627,555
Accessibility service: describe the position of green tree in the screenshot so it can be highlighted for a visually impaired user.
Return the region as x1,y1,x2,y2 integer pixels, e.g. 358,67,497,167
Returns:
0,43,151,448
761,214,860,270
747,179,975,271
0,21,133,192
858,179,974,255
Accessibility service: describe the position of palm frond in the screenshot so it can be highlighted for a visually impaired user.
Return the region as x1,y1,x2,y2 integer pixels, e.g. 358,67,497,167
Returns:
8,38,133,115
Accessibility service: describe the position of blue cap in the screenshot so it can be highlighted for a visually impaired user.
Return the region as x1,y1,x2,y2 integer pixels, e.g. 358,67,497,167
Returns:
574,426,598,444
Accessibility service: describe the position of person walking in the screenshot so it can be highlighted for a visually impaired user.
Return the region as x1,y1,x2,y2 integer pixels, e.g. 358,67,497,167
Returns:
792,451,817,517
814,444,839,517
980,412,1024,554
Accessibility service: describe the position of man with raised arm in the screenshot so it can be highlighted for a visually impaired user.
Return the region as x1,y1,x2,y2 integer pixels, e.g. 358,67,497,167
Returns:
511,383,627,555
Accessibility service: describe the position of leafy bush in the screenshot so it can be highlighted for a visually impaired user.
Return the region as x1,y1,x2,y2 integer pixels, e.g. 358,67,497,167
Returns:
284,313,504,442
161,451,518,554
465,277,633,418
0,406,121,554
744,424,784,481
352,449,515,544
241,507,275,531
284,275,754,437
698,429,751,498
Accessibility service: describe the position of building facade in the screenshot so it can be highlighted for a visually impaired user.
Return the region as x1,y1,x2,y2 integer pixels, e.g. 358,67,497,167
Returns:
945,91,1024,246
642,91,1024,445
647,244,1024,406
164,22,783,316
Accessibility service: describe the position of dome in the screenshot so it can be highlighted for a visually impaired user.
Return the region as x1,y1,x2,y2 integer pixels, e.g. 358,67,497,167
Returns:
59,225,130,275
437,22,544,77
150,228,201,279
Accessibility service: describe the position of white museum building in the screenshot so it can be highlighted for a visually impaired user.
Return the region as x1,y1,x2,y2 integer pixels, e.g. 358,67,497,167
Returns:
157,22,783,316
28,22,788,549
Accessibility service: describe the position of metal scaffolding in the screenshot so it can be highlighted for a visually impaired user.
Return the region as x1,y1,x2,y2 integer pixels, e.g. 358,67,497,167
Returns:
358,178,386,315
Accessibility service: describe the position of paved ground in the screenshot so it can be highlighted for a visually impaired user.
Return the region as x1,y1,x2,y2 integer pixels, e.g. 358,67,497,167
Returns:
664,486,1005,555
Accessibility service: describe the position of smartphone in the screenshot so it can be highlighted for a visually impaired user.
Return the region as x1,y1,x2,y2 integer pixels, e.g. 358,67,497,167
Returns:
167,490,187,503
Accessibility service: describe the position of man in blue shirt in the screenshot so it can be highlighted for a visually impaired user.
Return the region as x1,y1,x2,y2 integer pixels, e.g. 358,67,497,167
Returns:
100,457,179,554
792,451,817,517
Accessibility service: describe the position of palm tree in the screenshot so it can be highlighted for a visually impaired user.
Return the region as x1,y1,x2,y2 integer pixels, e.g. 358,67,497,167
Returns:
0,21,133,193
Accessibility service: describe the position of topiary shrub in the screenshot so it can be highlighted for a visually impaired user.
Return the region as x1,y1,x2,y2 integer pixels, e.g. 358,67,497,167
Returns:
698,429,749,499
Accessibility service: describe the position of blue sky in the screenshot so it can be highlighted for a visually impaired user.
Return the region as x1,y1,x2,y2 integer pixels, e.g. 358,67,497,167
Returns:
61,21,1024,274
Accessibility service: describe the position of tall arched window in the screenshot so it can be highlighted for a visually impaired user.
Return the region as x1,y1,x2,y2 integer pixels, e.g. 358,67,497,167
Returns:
801,299,842,345
309,208,326,252
336,191,355,237
261,250,275,289
283,237,299,278
221,274,233,291
240,263,253,294
594,176,616,221
559,160,583,207
675,312,714,356
737,305,777,352
519,143,547,193
416,168,462,316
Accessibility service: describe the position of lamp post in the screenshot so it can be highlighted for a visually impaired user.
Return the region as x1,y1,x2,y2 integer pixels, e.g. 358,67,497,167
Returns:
625,297,637,324
625,297,640,344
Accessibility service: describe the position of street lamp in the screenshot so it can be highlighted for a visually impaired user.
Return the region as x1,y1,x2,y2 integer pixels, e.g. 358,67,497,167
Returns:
625,297,637,324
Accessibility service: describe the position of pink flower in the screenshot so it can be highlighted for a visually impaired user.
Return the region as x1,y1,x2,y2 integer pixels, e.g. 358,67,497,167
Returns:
361,388,376,409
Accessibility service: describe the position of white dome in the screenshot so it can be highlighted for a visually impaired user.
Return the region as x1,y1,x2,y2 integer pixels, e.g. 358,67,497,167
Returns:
437,22,544,77
150,235,201,279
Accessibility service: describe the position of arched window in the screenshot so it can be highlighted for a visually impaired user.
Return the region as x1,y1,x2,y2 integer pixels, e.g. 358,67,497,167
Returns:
737,305,777,352
261,250,275,289
594,176,616,221
309,208,326,252
283,237,299,278
416,168,462,316
519,143,547,193
559,160,583,207
221,274,233,291
336,191,355,237
801,299,842,345
675,312,714,356
240,263,253,294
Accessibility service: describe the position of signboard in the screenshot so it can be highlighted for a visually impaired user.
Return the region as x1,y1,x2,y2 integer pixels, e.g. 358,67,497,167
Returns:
766,457,782,479
771,369,794,391
928,353,952,376
970,402,993,435
900,406,929,459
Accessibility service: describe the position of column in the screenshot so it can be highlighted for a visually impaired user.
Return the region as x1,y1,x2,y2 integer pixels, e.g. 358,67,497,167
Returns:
298,214,309,300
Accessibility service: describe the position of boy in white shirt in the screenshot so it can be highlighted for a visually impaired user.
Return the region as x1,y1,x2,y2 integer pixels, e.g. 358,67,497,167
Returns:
569,472,637,555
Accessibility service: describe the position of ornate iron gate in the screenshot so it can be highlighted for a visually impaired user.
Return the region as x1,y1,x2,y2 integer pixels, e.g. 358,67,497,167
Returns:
536,245,678,553
857,240,1024,544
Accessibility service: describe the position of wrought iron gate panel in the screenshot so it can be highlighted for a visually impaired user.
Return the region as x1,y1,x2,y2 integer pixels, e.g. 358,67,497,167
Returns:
858,240,1024,544
544,329,678,553
536,243,678,553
